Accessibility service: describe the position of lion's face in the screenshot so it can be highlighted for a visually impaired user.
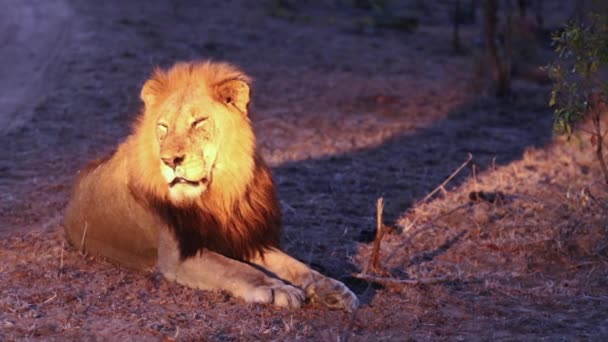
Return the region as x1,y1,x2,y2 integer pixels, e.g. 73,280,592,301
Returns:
138,62,254,206
155,96,221,203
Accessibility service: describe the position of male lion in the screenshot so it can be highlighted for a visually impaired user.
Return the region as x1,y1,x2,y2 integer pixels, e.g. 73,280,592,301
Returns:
63,61,358,311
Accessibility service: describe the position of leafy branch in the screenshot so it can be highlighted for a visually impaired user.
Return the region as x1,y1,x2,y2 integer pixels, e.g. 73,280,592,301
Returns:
547,14,608,183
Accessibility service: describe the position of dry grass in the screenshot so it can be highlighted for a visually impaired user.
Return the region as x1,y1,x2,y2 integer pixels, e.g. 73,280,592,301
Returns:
355,128,608,339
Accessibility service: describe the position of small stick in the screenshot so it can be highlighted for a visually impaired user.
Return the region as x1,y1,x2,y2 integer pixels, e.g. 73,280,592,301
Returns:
353,273,452,286
366,198,386,275
42,293,57,305
174,326,180,340
80,222,88,256
418,153,473,205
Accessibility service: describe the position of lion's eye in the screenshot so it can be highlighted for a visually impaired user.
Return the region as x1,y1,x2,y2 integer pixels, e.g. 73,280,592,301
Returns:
157,123,168,140
192,117,208,129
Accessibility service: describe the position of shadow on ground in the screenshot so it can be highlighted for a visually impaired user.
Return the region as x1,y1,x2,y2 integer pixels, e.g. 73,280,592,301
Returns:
272,87,553,303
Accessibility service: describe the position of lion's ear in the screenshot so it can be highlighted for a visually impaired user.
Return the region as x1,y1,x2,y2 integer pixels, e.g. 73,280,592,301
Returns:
140,69,166,108
215,79,251,115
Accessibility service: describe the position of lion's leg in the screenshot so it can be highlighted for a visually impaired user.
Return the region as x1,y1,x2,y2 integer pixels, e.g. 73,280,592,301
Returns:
156,229,305,308
249,249,359,312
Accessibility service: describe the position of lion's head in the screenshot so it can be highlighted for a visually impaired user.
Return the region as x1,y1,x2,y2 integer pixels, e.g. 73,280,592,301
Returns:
129,61,256,208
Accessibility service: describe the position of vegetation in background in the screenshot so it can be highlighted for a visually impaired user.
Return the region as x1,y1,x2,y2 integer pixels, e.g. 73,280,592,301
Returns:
266,0,418,34
547,13,608,182
483,0,513,97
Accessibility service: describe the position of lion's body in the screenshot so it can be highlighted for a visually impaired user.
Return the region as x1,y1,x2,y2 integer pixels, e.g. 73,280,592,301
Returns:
64,144,160,270
63,61,358,311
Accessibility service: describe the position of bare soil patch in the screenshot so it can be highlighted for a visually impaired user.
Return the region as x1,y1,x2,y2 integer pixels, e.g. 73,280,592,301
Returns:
1,1,607,341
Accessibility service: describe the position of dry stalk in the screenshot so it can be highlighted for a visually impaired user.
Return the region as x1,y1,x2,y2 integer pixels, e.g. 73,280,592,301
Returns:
382,155,474,268
80,222,88,256
42,293,57,305
417,153,473,205
366,198,388,275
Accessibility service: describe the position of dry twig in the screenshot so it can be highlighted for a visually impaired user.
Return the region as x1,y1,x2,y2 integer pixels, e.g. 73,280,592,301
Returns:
42,293,57,305
80,222,88,256
417,153,473,205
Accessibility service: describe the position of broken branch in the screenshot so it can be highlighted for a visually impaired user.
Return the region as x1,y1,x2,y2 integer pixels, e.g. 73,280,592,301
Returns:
418,153,473,205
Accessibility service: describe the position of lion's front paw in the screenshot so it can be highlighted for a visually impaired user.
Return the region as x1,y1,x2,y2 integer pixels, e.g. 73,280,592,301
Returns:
244,278,306,309
306,276,359,312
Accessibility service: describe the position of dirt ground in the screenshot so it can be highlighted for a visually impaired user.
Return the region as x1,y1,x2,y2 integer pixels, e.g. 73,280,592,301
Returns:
1,1,608,341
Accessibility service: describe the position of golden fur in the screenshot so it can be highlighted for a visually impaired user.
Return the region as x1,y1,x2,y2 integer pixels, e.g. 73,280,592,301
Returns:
63,61,358,311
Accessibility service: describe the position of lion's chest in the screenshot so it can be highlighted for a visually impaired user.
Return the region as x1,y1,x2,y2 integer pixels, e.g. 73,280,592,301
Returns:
158,203,281,261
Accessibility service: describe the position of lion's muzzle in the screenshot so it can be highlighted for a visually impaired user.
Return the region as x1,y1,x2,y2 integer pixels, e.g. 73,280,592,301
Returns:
160,153,214,202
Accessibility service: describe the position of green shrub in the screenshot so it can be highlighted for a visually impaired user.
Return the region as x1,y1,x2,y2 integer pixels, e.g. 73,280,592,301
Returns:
547,14,608,182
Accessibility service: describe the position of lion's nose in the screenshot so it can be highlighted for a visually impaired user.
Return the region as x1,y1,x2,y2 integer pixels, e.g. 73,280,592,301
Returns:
161,154,184,169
